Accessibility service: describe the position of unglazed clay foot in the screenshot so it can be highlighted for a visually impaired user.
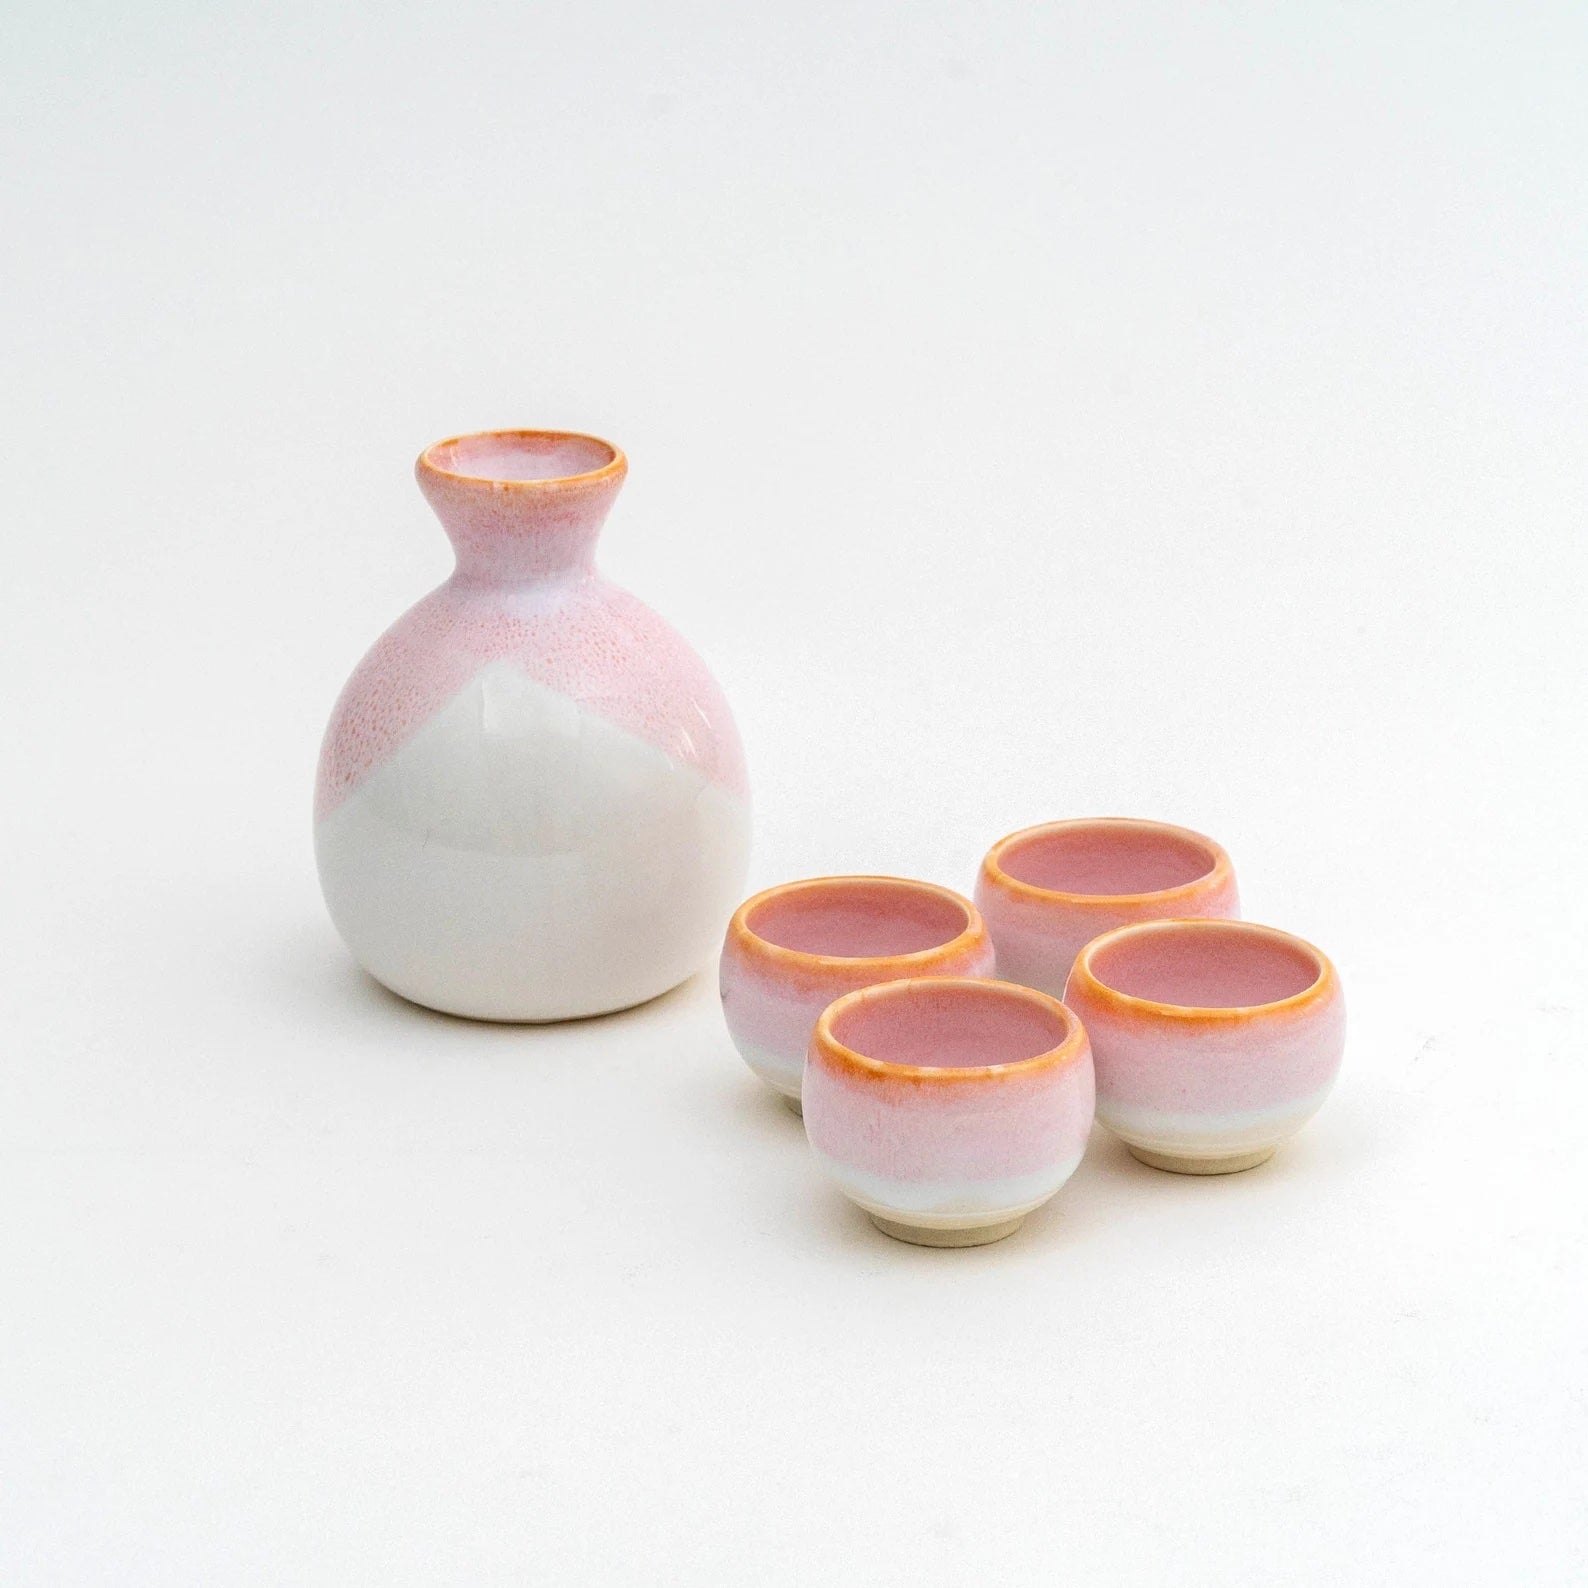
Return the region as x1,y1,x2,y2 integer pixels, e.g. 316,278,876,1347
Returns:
868,1214,1026,1248
1127,1145,1278,1175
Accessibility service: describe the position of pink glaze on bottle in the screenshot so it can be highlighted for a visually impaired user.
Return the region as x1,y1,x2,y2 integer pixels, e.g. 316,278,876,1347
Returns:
317,434,745,819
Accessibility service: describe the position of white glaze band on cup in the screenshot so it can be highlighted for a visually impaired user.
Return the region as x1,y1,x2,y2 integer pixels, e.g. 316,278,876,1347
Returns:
1063,917,1345,1174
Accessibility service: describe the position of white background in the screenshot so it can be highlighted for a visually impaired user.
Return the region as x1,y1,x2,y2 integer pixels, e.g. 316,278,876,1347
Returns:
4,3,1585,1582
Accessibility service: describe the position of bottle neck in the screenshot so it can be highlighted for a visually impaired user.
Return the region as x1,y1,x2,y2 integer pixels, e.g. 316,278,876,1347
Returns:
415,432,626,585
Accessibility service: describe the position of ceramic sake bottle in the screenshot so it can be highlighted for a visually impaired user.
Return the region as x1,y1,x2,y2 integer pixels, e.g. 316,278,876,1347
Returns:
314,430,751,1021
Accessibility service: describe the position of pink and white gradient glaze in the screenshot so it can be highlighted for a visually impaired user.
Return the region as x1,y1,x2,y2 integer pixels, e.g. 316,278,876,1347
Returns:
719,877,994,1109
976,817,1239,999
315,431,750,1021
1063,918,1345,1174
802,978,1094,1246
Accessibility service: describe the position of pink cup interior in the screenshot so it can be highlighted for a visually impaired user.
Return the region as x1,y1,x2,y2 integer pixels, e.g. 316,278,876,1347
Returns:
745,881,970,959
1087,922,1322,1009
427,432,616,483
999,822,1218,896
830,982,1070,1070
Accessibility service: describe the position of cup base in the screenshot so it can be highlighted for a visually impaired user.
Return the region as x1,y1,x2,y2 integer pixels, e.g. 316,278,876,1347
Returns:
780,1093,803,1117
1128,1144,1276,1175
868,1213,1026,1248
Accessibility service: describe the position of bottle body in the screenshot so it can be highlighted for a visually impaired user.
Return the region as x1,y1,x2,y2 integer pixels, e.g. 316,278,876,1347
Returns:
314,432,751,1020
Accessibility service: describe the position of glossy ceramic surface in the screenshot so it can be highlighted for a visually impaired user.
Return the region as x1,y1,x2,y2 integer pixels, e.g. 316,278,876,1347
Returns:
1064,918,1344,1173
316,430,751,1020
976,817,1239,998
719,877,993,1109
803,978,1094,1245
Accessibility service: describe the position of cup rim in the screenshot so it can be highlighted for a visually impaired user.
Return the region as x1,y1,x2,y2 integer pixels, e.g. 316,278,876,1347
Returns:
417,429,627,492
728,875,989,973
981,817,1232,908
1069,917,1338,1023
812,976,1088,1084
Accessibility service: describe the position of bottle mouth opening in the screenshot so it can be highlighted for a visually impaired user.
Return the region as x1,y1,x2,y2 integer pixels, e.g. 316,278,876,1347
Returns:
419,430,624,488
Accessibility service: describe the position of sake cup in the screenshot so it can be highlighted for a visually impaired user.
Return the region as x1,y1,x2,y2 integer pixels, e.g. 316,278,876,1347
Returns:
802,977,1094,1246
976,817,1239,997
1063,918,1344,1174
720,877,994,1112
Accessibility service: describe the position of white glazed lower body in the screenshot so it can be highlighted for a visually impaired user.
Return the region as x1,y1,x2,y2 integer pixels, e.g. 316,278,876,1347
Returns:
729,1037,804,1106
316,665,751,1021
810,1147,1084,1246
1098,1086,1332,1174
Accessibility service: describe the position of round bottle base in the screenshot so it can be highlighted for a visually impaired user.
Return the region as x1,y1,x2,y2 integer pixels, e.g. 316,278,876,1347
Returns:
1128,1144,1277,1175
868,1213,1026,1248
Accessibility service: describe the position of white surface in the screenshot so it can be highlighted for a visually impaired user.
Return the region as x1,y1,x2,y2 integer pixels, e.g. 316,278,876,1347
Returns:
3,3,1585,1583
317,663,750,1020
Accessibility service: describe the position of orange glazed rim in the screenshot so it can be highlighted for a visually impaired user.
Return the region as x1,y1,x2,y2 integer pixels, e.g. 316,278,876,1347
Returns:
1070,917,1338,1024
728,875,988,973
417,429,627,492
812,977,1088,1085
981,816,1233,907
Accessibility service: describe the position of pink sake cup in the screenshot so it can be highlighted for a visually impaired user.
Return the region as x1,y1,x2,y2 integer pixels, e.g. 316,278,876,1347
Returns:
803,977,1095,1246
720,877,995,1112
1064,918,1345,1174
976,818,1239,998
